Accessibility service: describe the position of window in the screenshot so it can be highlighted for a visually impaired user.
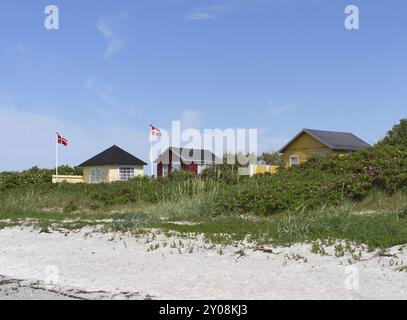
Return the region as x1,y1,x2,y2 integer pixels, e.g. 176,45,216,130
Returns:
119,167,135,181
162,164,169,177
290,156,299,167
172,162,181,172
90,168,102,184
198,164,208,174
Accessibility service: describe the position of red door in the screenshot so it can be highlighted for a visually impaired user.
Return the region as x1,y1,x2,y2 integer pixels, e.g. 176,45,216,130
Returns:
157,162,163,177
182,161,198,174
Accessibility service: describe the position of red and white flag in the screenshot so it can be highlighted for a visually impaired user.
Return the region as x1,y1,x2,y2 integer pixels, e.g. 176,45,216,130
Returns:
55,132,68,179
150,125,161,137
57,133,68,146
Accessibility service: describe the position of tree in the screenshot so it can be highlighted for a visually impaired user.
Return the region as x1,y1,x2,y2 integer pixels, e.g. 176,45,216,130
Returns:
377,118,407,148
223,152,257,166
258,152,284,166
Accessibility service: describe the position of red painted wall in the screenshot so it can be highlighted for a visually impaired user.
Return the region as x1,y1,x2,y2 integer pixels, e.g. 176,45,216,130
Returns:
181,161,198,174
157,162,163,177
156,149,199,177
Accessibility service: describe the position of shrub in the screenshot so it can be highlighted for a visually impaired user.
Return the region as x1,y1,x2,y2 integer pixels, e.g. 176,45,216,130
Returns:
201,164,245,184
377,118,407,148
212,145,407,215
1,134,406,217
258,152,284,166
0,166,82,191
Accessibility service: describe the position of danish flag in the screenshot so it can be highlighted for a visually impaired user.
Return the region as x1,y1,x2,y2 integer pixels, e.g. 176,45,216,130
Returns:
150,125,161,137
57,133,68,146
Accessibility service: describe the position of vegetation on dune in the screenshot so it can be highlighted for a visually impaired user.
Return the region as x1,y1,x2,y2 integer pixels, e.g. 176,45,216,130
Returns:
155,204,407,249
0,166,82,189
0,170,219,214
1,144,406,218
377,118,407,148
212,145,407,215
1,196,406,249
1,119,407,248
258,152,284,166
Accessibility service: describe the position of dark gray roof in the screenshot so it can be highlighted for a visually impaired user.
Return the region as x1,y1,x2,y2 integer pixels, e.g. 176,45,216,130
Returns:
154,147,221,164
78,145,147,167
279,129,371,153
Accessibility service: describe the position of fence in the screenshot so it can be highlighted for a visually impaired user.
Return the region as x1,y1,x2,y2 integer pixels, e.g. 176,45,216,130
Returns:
249,165,279,177
52,175,84,184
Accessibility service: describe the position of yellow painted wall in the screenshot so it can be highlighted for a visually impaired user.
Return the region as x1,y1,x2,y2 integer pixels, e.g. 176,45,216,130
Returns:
82,165,144,184
52,175,84,184
250,165,279,176
282,132,348,167
134,165,145,177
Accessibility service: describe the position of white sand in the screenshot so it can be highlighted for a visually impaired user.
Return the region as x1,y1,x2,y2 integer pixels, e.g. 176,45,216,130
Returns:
0,227,406,300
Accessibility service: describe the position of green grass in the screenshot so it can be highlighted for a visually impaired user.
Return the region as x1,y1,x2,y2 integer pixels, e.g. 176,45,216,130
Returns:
143,205,407,249
98,199,407,249
353,190,407,213
1,189,407,250
2,144,407,218
0,174,221,216
2,141,406,250
0,205,120,232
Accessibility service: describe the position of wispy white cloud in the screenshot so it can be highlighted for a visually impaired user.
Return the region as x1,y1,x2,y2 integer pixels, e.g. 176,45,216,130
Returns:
96,12,128,59
0,105,149,172
184,4,232,20
266,98,304,116
257,127,290,153
84,76,145,120
0,94,12,106
84,76,115,105
0,105,88,170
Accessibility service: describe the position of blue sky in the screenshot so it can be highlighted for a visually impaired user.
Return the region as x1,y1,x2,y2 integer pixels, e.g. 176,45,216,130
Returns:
1,0,406,171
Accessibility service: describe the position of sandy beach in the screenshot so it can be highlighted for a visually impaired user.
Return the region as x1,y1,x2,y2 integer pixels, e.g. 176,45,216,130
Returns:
0,227,406,300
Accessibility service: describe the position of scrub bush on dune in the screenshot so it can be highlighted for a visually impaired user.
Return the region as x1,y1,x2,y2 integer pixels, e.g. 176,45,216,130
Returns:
0,166,82,190
1,145,406,216
1,119,407,217
212,145,407,215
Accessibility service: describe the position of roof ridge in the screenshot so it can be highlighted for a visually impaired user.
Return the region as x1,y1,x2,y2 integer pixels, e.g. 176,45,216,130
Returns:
304,128,353,134
155,147,220,164
279,128,371,153
78,145,147,167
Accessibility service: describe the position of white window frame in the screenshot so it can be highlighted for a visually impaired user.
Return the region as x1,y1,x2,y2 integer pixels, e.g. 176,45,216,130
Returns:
90,167,102,184
172,161,182,172
162,164,169,177
198,163,209,174
119,167,135,181
289,155,300,167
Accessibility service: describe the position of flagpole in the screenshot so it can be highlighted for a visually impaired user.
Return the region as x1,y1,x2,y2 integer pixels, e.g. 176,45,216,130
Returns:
150,132,154,178
55,132,59,180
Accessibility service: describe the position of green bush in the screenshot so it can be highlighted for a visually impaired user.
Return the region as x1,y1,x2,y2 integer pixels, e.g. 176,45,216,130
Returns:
258,152,284,166
377,118,407,148
0,166,82,191
201,164,246,184
0,173,221,212
212,145,407,215
1,142,406,217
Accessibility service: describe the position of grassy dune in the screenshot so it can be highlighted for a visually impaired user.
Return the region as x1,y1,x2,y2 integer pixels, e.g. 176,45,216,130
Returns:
1,191,406,250
1,137,406,249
